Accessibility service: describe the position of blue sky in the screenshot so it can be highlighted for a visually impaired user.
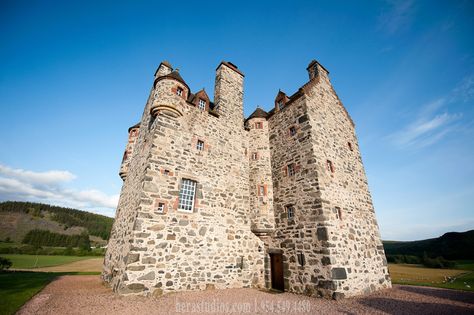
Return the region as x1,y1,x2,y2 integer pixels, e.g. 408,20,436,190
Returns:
1,0,473,240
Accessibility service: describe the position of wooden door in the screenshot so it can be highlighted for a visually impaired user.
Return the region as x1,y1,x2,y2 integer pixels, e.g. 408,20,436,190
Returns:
270,253,284,291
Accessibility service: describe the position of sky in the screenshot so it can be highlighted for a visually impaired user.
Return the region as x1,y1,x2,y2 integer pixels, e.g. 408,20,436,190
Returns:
0,0,473,241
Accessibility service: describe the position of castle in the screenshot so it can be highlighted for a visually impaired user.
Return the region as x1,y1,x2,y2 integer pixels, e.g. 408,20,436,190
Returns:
103,59,391,299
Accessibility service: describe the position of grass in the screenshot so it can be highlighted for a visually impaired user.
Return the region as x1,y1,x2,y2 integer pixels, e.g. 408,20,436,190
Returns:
389,262,474,291
0,271,58,315
2,254,95,269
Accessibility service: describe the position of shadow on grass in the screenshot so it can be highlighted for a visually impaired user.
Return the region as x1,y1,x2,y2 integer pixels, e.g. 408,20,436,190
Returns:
0,271,100,315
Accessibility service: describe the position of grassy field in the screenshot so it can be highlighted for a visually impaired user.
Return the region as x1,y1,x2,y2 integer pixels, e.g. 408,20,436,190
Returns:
389,262,474,291
2,254,96,269
0,271,58,315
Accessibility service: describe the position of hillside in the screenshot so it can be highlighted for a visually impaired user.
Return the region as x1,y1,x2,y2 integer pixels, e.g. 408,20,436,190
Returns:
383,230,474,260
0,201,114,246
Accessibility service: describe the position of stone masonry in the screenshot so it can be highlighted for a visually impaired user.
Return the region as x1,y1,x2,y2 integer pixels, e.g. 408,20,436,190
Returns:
103,59,391,299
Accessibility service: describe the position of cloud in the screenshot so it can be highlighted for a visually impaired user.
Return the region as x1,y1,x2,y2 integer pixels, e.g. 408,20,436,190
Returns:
0,164,118,216
388,75,473,149
378,0,416,35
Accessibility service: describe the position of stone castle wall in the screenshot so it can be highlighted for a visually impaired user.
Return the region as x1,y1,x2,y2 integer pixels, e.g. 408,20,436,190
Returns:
104,59,391,299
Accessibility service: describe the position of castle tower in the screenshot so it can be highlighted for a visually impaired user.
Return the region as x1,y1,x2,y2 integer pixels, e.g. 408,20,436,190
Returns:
264,60,391,298
103,61,265,296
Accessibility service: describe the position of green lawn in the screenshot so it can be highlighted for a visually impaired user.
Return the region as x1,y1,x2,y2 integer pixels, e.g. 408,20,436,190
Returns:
0,271,58,315
2,254,94,269
389,261,474,292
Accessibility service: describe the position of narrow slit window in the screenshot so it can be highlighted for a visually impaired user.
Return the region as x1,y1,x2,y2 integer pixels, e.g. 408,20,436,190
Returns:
258,185,266,196
252,152,258,160
198,99,206,110
196,140,204,151
326,160,334,173
178,179,197,212
335,207,342,220
157,202,165,213
286,205,294,220
348,142,353,151
287,163,296,176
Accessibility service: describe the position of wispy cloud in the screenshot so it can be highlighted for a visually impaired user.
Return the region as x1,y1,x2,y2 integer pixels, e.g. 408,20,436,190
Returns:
389,75,473,149
378,0,416,35
0,164,118,216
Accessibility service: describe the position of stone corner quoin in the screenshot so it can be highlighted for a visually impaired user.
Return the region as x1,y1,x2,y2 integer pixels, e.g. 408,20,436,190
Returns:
103,58,391,299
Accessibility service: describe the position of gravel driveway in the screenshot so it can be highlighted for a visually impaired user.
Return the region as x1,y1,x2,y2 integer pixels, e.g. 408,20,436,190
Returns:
17,275,474,315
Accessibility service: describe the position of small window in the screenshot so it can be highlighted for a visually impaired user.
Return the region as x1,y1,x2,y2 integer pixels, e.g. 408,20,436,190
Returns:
286,205,294,220
176,87,183,96
287,163,296,176
277,100,284,110
258,185,266,196
348,142,353,151
252,152,258,160
157,202,165,213
198,99,206,110
196,140,204,151
163,169,170,176
178,179,197,212
297,252,305,266
326,160,334,173
289,126,296,136
335,207,342,220
255,122,263,129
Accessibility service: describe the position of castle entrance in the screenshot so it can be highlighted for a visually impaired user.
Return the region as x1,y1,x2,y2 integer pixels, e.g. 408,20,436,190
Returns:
270,253,284,291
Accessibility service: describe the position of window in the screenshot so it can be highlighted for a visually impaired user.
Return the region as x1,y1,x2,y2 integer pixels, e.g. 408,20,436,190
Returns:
297,252,305,266
335,207,342,220
277,100,284,110
157,202,165,213
289,126,296,136
196,140,204,151
163,169,170,176
252,152,258,160
198,99,206,110
287,163,296,176
176,87,183,96
348,142,353,151
178,179,197,212
286,205,294,220
326,160,334,173
255,122,263,129
258,185,266,196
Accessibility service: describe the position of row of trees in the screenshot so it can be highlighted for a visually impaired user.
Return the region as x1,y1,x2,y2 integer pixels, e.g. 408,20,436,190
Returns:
0,201,113,240
22,229,91,250
386,252,456,269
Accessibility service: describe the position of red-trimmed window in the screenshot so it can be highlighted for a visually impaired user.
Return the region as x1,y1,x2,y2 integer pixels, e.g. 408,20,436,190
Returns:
326,160,334,173
196,140,204,151
255,122,263,129
252,152,258,160
176,87,183,96
157,202,165,213
289,126,296,136
287,163,296,176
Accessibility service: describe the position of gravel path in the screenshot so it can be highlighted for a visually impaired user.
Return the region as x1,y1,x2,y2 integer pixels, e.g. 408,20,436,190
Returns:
17,275,474,315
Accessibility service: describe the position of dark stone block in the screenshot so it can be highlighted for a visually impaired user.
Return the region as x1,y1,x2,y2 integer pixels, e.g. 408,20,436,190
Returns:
317,227,328,241
321,256,331,266
331,267,347,280
318,280,336,290
332,292,345,300
298,114,309,124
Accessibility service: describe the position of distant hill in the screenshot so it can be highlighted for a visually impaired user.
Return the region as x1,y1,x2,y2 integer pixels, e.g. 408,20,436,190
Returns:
383,230,474,260
0,201,114,246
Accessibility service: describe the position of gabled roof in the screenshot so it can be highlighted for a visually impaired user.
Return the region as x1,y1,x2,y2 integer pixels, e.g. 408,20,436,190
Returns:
245,107,268,122
166,70,186,85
